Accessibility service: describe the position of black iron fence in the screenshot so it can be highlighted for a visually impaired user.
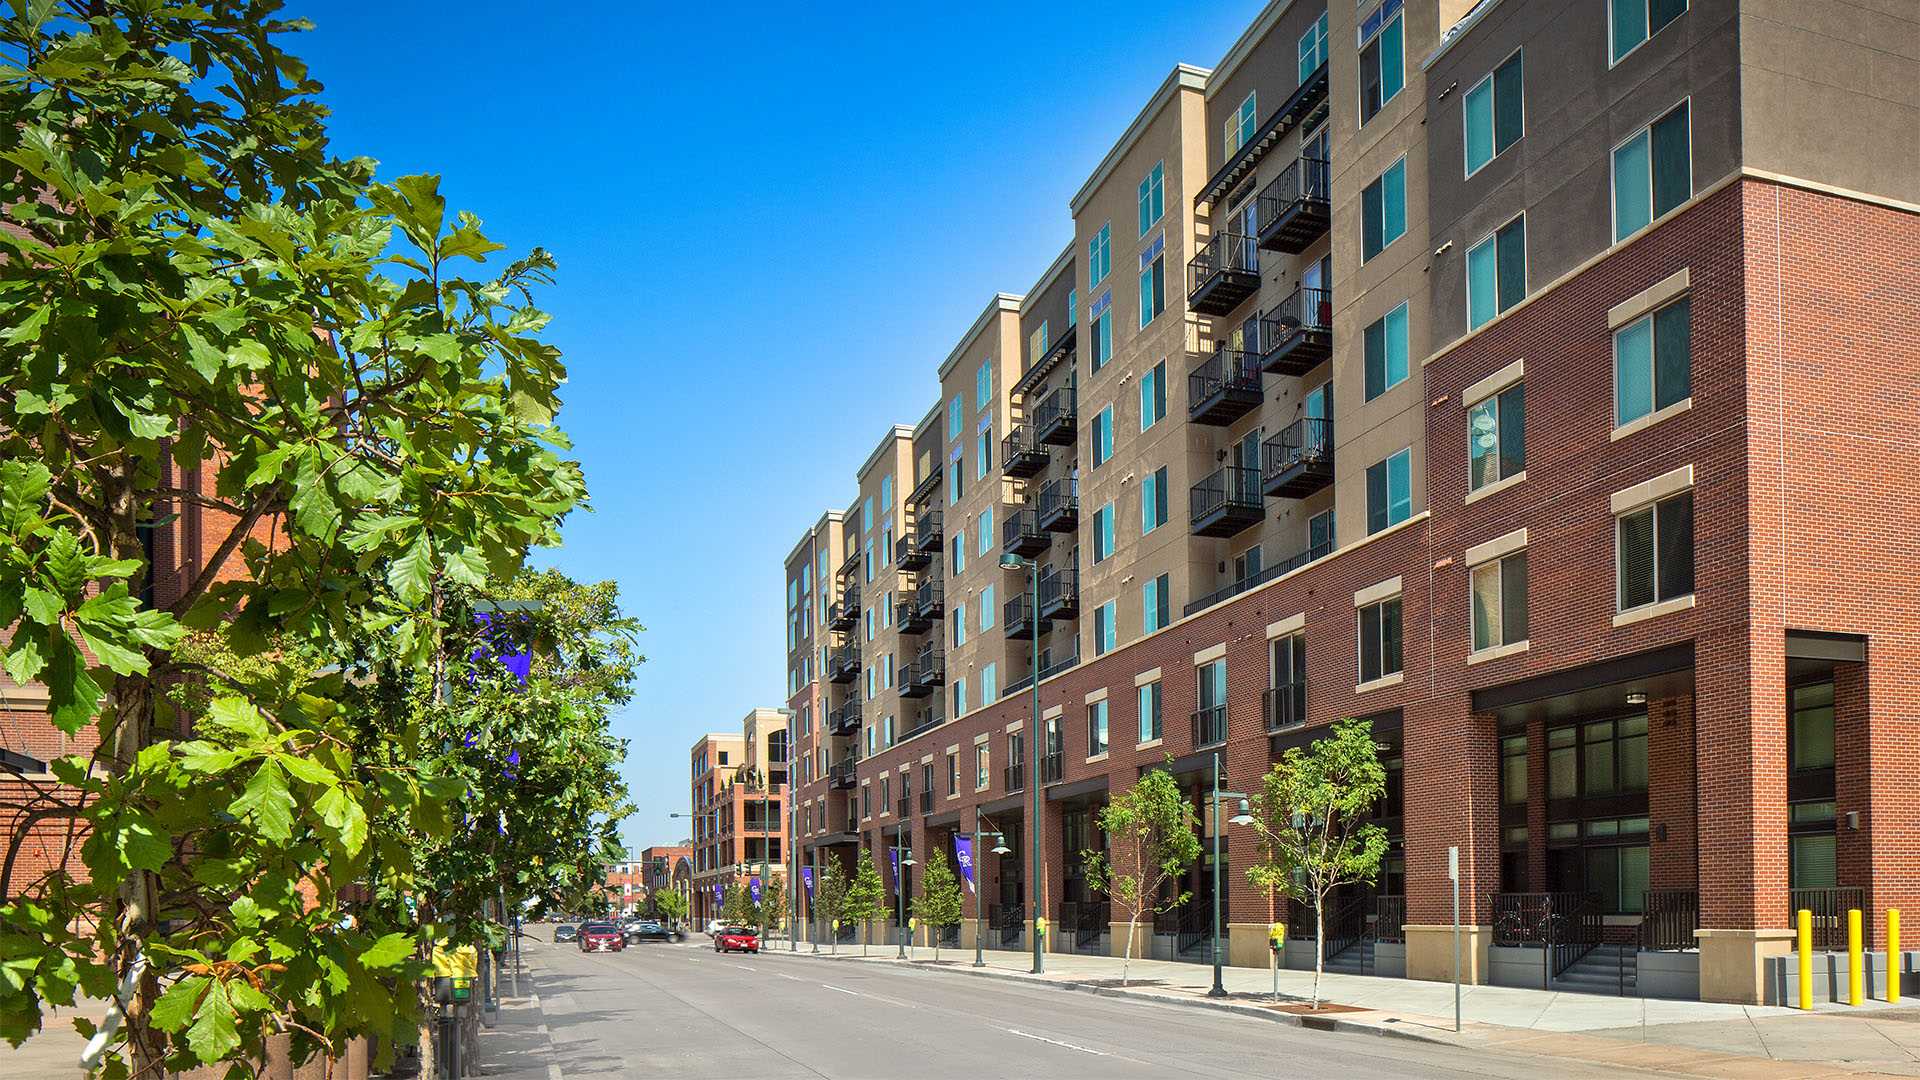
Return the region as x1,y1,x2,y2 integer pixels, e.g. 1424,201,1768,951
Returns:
1189,464,1263,524
1192,703,1227,747
1492,891,1601,979
1792,886,1866,952
1640,889,1698,951
1375,894,1407,944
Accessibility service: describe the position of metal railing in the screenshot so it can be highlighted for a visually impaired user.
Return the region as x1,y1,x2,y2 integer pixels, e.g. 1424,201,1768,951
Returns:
1187,231,1259,292
1188,349,1262,411
1041,750,1062,784
1375,895,1407,944
1640,889,1698,951
1323,893,1370,961
1189,464,1263,525
1002,424,1047,475
937,922,960,948
1258,284,1333,343
1191,703,1227,747
1262,682,1306,732
912,578,944,619
1002,508,1045,553
991,903,1025,947
896,796,911,818
1003,762,1024,792
1004,592,1037,637
1492,891,1601,980
901,712,942,742
1792,886,1865,952
1036,476,1079,528
1181,536,1334,617
1059,901,1109,952
1174,904,1209,956
1264,417,1333,480
911,512,943,552
1034,384,1076,439
919,788,933,814
1256,156,1331,229
1037,567,1078,613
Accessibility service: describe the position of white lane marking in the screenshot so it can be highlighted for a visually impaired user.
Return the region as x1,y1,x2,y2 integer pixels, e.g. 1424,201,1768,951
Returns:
774,972,804,982
731,963,757,971
1004,1029,1107,1057
822,984,860,995
547,1067,562,1080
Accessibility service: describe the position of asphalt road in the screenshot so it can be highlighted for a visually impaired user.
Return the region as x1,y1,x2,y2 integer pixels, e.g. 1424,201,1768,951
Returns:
521,935,1684,1079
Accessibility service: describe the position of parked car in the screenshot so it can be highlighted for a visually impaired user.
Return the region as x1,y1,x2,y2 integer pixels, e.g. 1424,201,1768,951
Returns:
553,924,578,943
577,922,625,953
624,920,673,943
704,919,723,937
712,926,759,954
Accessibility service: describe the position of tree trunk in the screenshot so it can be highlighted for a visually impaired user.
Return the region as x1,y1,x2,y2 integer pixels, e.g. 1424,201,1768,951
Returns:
1311,898,1324,1010
1123,910,1138,987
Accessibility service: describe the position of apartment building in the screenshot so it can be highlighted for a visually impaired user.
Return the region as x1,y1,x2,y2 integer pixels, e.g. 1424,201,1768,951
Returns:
785,0,1919,1004
636,844,692,916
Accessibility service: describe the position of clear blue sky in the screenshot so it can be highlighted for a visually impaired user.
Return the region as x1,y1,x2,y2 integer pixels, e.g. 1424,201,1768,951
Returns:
287,1,1267,854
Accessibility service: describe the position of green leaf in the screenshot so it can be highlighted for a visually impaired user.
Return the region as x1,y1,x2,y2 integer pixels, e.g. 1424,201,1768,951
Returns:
3,633,47,685
206,697,269,741
316,786,369,854
151,975,208,1033
180,326,226,382
278,753,337,787
115,813,172,873
184,980,239,1062
357,933,414,970
43,634,102,736
387,536,432,604
228,761,295,842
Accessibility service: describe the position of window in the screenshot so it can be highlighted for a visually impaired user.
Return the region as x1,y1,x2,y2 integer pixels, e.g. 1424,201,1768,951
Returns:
1463,50,1524,176
1501,734,1528,805
1088,701,1109,757
978,507,993,557
951,531,965,576
952,603,967,648
953,677,967,716
1092,405,1113,467
981,584,995,630
861,784,870,818
1093,600,1117,656
1362,302,1409,400
1298,11,1328,80
982,661,997,703
1790,681,1835,772
1138,234,1165,328
1471,551,1529,652
947,753,958,797
1196,659,1227,743
976,425,992,480
1365,449,1413,534
1089,222,1111,286
1140,360,1166,430
1137,680,1163,743
1141,466,1168,534
975,745,989,789
1611,0,1687,64
862,538,874,583
1614,296,1691,426
883,714,894,745
1612,100,1691,241
1468,382,1525,491
948,395,963,440
865,607,875,641
947,460,961,506
1579,716,1650,797
1093,503,1114,562
1466,215,1526,330
1616,490,1693,611
1029,322,1048,365
1361,159,1406,262
1269,633,1306,729
1359,0,1405,126
976,360,992,411
1358,595,1404,684
881,776,891,812
1581,823,1651,913
1090,303,1113,373
1142,572,1170,633
1225,91,1257,152
881,475,892,508
1138,161,1164,236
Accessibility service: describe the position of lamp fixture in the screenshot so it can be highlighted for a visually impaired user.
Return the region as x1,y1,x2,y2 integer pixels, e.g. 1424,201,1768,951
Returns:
1625,691,1649,706
1228,799,1254,827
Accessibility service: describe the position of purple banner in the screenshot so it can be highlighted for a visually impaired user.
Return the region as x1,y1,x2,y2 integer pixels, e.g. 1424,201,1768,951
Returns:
953,835,975,894
888,847,898,887
749,876,762,903
801,866,814,899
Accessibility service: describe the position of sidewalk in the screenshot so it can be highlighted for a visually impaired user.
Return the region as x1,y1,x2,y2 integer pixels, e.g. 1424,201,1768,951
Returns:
761,939,1920,1078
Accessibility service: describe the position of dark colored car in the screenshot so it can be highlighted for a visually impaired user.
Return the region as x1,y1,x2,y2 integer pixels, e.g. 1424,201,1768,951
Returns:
624,920,673,943
713,926,758,954
553,924,578,943
577,922,625,953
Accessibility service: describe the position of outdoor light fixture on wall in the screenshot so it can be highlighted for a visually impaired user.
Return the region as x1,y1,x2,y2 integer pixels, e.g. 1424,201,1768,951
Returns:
1626,691,1649,706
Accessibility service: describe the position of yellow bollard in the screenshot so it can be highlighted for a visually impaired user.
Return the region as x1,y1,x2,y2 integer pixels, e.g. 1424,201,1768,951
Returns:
1891,909,1902,1005
1798,909,1814,1011
1848,908,1864,1006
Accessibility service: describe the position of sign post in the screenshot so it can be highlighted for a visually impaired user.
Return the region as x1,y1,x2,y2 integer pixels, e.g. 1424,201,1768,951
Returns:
1449,845,1461,1033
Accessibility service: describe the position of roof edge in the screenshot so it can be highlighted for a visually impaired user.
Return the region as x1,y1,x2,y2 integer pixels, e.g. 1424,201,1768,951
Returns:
1205,0,1300,101
935,293,1023,380
1070,64,1211,216
857,424,916,479
1017,243,1077,314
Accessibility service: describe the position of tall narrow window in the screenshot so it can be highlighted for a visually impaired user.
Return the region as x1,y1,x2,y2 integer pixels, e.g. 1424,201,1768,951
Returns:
1089,222,1111,286
1470,551,1529,652
1466,215,1526,330
1137,161,1164,236
1616,490,1693,612
978,507,992,558
1362,302,1409,400
1361,159,1407,262
1093,503,1114,563
1138,234,1165,328
1196,659,1227,744
1463,50,1524,176
1090,297,1113,373
1141,572,1169,633
976,360,992,411
1359,0,1405,126
1268,633,1306,730
981,661,997,703
1614,296,1691,426
1140,360,1166,430
980,583,994,630
1365,449,1413,534
1358,595,1404,683
1612,101,1691,241
1137,679,1163,744
1298,11,1328,81
1087,701,1109,757
1092,405,1114,467
1468,382,1526,491
1094,600,1117,655
1141,466,1168,534
1225,91,1258,152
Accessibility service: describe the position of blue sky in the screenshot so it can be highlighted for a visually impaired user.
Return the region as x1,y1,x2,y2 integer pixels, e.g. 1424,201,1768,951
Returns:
288,1,1267,853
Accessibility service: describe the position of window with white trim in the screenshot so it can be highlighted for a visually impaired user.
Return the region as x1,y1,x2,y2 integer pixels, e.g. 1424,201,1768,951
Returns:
1358,595,1404,683
1610,0,1687,65
1616,490,1692,612
1470,551,1529,652
1359,0,1405,126
1466,214,1526,330
1468,381,1525,491
1614,296,1690,427
1611,100,1691,241
1463,50,1524,177
1298,11,1328,81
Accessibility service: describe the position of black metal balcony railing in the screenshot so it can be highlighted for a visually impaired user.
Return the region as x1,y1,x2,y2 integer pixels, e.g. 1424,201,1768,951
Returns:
1187,231,1260,316
1036,477,1079,534
912,511,944,554
1258,285,1334,376
896,524,932,571
1255,156,1332,254
1003,762,1024,793
896,796,911,818
1188,348,1263,426
1034,384,1077,446
1263,417,1334,499
828,759,856,789
1192,703,1227,747
1003,647,1080,697
907,464,943,506
1263,682,1306,732
920,789,934,814
827,698,861,736
1182,535,1334,617
1190,465,1265,538
826,642,861,684
894,595,927,634
901,712,942,742
991,903,1025,946
911,578,944,621
1002,508,1049,558
1002,424,1049,478
898,649,944,700
1037,567,1079,621
1003,591,1041,640
1640,889,1698,952
1041,750,1062,784
826,588,861,632
1791,886,1866,952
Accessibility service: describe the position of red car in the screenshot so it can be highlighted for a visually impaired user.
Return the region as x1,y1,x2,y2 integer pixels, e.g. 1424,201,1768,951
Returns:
577,922,625,953
713,926,759,954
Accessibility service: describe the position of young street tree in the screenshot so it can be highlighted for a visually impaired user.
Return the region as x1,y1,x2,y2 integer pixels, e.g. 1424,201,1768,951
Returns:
1244,717,1390,1008
813,859,849,955
721,880,757,927
912,851,964,962
653,889,689,932
1084,764,1202,986
844,854,886,957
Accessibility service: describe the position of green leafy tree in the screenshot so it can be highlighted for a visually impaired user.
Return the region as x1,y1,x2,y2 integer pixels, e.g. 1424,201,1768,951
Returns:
813,860,848,955
0,4,619,1074
653,889,688,931
1244,717,1390,1008
720,880,756,927
912,851,964,962
844,854,886,957
1085,763,1201,986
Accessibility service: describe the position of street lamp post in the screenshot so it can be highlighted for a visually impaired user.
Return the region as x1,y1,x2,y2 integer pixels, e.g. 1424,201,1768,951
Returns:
1207,750,1254,998
999,552,1043,975
971,816,1010,968
892,824,914,960
774,705,799,952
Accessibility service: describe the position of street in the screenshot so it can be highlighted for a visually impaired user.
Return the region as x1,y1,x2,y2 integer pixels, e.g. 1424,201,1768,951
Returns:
517,936,1687,1079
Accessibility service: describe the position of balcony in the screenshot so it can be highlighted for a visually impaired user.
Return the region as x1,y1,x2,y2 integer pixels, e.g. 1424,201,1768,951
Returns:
1263,682,1306,733
1004,592,1043,641
1002,508,1049,558
1262,417,1334,499
1042,749,1063,785
920,789,934,814
895,594,929,634
1187,348,1263,426
896,524,932,571
899,649,943,699
1192,703,1227,747
1037,567,1079,621
1182,536,1333,617
907,465,943,506
826,642,861,684
896,796,911,818
1190,465,1265,538
1003,762,1024,793
1187,232,1260,316
1033,384,1077,446
911,511,944,554
910,577,944,622
827,698,861,736
1002,424,1049,478
903,711,943,742
828,759,857,790
1258,285,1333,376
1255,156,1332,254
1034,477,1079,533
825,587,860,633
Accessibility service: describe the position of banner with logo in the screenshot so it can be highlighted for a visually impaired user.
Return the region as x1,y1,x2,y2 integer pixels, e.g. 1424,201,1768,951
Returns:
749,876,762,904
712,883,723,908
953,835,976,894
801,866,814,899
888,847,898,887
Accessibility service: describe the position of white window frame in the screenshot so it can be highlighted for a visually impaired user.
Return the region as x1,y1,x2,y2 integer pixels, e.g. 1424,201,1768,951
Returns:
1462,47,1525,180
1608,0,1689,68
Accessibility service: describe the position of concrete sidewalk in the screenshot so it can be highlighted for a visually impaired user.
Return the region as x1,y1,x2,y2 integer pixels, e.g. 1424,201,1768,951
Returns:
760,938,1920,1078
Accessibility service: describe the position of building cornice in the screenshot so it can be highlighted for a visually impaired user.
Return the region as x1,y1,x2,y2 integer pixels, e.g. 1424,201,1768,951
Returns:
1422,0,1503,72
936,294,1024,381
1070,64,1211,215
856,424,916,481
1017,244,1076,314
1205,0,1300,100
